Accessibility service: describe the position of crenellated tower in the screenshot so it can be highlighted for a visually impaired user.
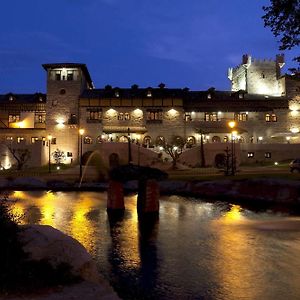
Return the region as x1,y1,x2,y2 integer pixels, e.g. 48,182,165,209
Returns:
228,54,285,96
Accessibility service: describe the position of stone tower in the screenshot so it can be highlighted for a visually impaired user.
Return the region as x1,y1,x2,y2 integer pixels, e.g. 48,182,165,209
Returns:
42,63,93,163
228,54,285,96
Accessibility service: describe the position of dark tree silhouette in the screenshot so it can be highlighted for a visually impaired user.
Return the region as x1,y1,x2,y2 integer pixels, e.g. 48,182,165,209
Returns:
162,136,185,169
7,147,30,170
262,0,300,62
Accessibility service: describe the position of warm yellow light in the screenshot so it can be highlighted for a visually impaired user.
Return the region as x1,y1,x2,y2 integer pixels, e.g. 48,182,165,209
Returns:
168,108,177,115
47,134,52,140
56,118,65,128
228,121,236,129
79,129,85,135
107,108,116,116
291,128,299,134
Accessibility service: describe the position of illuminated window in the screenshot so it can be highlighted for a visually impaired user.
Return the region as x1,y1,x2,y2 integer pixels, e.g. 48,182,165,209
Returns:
68,114,77,125
146,109,163,123
87,108,102,123
17,137,25,143
115,91,120,97
204,112,218,122
35,113,46,123
9,95,14,101
6,136,13,141
271,114,277,122
84,136,93,144
234,113,248,121
31,137,39,144
265,114,271,122
265,152,271,158
8,114,20,123
147,90,152,97
184,113,192,121
207,93,211,99
247,152,254,158
67,71,74,81
118,112,130,121
55,71,61,81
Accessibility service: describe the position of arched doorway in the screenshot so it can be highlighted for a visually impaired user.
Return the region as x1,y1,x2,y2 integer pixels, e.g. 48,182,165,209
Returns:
214,153,226,168
143,136,152,147
156,136,165,146
186,136,196,148
174,136,184,146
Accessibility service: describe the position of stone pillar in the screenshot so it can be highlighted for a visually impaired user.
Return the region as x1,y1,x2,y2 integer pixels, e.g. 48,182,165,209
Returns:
107,180,125,212
137,179,160,217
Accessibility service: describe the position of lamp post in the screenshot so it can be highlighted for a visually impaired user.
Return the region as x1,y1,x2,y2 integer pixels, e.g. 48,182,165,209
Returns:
127,127,132,164
47,135,52,173
79,129,85,179
228,121,236,176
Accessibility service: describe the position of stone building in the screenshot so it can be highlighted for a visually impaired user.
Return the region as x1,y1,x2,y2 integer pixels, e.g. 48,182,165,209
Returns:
0,54,300,169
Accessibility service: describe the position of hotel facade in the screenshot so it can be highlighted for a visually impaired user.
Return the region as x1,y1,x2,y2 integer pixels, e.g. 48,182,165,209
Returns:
1,54,300,169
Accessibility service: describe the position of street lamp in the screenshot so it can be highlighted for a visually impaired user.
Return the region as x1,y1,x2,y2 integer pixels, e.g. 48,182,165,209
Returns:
127,128,132,164
47,135,52,173
79,128,85,179
228,121,236,175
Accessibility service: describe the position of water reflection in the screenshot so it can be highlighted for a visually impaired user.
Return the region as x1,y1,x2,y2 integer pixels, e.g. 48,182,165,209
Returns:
6,191,300,300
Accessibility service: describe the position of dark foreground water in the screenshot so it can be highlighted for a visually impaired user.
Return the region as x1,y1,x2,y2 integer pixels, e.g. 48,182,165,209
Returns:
8,191,300,299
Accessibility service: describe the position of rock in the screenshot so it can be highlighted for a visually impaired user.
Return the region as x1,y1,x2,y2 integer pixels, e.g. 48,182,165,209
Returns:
18,225,117,298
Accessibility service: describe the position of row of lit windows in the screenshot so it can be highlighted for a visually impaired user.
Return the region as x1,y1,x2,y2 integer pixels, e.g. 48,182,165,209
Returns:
5,136,56,144
8,114,46,124
247,152,272,158
185,112,277,122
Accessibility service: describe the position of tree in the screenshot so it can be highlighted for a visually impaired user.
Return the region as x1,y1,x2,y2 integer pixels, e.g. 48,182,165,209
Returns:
7,147,30,170
52,149,66,165
262,0,300,62
162,136,185,169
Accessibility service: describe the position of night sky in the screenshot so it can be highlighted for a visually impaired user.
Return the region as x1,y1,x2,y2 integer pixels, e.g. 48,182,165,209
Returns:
0,0,298,94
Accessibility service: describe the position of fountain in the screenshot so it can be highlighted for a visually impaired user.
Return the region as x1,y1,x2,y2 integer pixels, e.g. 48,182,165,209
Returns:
78,149,168,219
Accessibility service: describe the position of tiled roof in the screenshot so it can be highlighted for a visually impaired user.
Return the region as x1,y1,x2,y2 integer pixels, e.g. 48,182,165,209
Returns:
0,93,46,104
81,87,184,99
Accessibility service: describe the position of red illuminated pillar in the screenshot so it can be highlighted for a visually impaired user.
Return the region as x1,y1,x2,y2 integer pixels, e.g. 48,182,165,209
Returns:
137,179,160,216
107,180,125,211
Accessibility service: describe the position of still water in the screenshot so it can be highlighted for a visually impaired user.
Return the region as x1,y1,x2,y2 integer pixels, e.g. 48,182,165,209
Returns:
9,191,300,300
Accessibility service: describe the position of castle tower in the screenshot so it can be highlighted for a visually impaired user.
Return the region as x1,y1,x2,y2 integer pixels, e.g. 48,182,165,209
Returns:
42,63,94,164
228,54,285,96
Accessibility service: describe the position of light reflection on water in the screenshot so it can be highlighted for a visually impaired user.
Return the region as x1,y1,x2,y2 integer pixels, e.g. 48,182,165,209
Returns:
8,191,300,300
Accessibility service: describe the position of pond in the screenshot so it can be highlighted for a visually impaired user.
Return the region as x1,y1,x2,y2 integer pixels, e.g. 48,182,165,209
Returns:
8,191,300,299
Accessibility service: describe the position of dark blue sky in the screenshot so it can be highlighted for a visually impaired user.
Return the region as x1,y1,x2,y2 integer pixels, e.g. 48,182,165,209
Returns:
0,0,298,93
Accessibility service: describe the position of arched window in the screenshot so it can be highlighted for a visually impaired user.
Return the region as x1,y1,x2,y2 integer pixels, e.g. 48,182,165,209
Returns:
223,136,229,143
212,136,221,143
119,135,128,143
265,113,271,122
186,136,196,145
96,136,103,143
84,136,93,144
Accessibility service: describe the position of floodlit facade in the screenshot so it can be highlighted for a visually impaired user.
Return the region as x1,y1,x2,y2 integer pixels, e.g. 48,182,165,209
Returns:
1,54,300,169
